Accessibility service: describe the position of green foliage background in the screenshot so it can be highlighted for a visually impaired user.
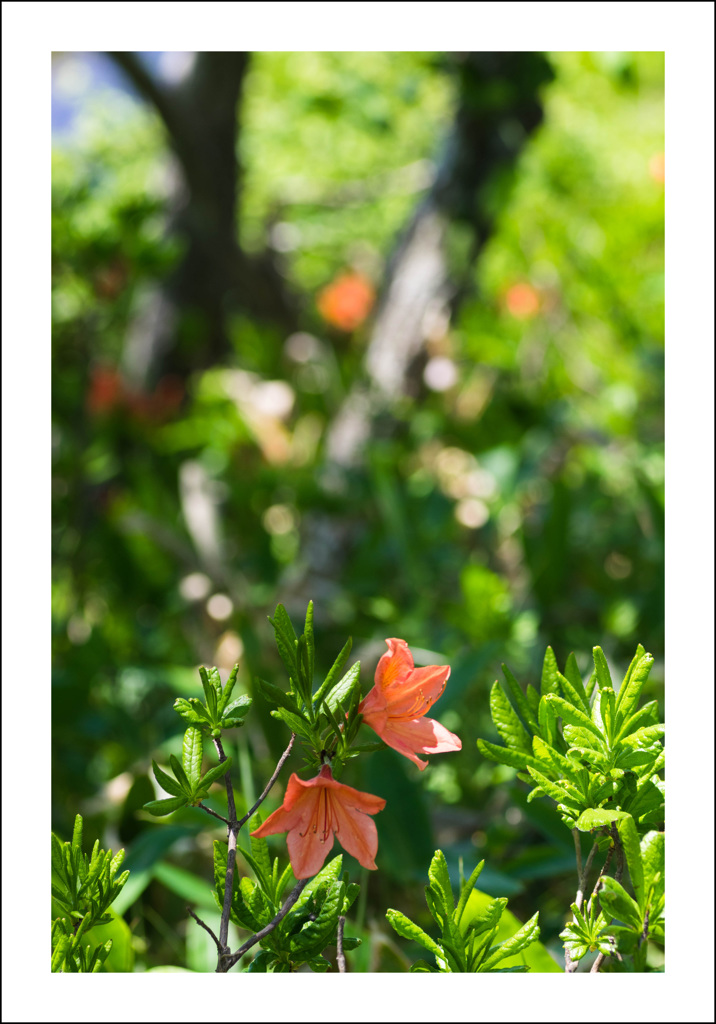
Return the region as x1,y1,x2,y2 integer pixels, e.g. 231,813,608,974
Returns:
52,50,663,971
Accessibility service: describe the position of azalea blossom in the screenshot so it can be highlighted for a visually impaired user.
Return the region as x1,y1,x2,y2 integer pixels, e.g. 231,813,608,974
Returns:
250,765,386,879
359,638,461,770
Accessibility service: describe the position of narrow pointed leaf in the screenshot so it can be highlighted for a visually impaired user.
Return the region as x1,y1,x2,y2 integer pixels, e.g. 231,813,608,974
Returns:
592,647,613,690
544,694,606,746
152,760,185,797
480,912,540,970
501,664,539,734
477,737,542,772
615,652,654,726
198,758,232,792
490,682,532,753
540,646,561,697
455,860,485,926
617,815,644,911
218,663,239,715
313,636,353,707
72,814,84,853
325,661,361,714
143,796,188,817
386,909,443,957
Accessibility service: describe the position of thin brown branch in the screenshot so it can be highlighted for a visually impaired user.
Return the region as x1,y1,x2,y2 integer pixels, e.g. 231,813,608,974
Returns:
213,735,238,956
336,915,347,974
566,838,602,973
197,803,230,826
590,825,624,974
187,907,223,954
220,878,309,972
237,734,296,829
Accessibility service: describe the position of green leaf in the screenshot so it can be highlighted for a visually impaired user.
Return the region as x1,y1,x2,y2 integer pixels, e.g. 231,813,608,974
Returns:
455,860,485,926
574,807,627,831
619,724,664,749
428,849,455,915
532,735,585,789
304,600,315,688
525,766,579,807
386,909,443,958
501,664,539,734
182,726,204,787
249,813,273,894
198,666,219,720
599,686,617,745
258,677,306,717
270,707,315,741
153,861,217,912
198,758,231,793
143,796,188,817
312,637,353,707
290,881,344,956
641,830,665,899
563,653,591,714
540,646,561,697
324,661,361,715
476,737,542,772
615,649,653,724
616,700,659,743
169,753,191,793
247,950,278,972
151,760,185,798
617,816,644,911
544,694,606,747
592,647,613,690
598,876,642,930
269,604,300,680
480,912,540,970
221,695,252,722
293,855,343,913
72,814,84,853
490,682,532,753
218,663,239,715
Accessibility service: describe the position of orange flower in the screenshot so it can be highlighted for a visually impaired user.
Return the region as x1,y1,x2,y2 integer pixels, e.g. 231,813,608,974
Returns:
359,638,461,770
250,765,386,879
505,282,540,319
316,271,375,332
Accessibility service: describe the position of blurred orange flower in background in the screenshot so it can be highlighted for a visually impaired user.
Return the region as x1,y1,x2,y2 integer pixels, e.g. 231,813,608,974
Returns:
251,765,386,878
649,151,665,184
316,271,375,331
359,638,461,771
504,282,540,320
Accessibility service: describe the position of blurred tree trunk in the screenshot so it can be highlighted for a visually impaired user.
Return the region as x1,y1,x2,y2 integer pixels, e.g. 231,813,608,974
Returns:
326,51,553,471
108,51,294,384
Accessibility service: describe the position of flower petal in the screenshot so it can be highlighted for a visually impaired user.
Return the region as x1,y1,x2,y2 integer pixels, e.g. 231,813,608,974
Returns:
286,822,335,878
388,715,462,755
380,664,451,718
331,794,380,870
375,638,414,694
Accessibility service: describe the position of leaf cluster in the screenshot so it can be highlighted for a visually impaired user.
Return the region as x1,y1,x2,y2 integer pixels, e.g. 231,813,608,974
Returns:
51,814,130,972
144,726,231,816
477,644,664,834
174,663,252,738
259,602,378,774
215,827,360,972
387,851,540,972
